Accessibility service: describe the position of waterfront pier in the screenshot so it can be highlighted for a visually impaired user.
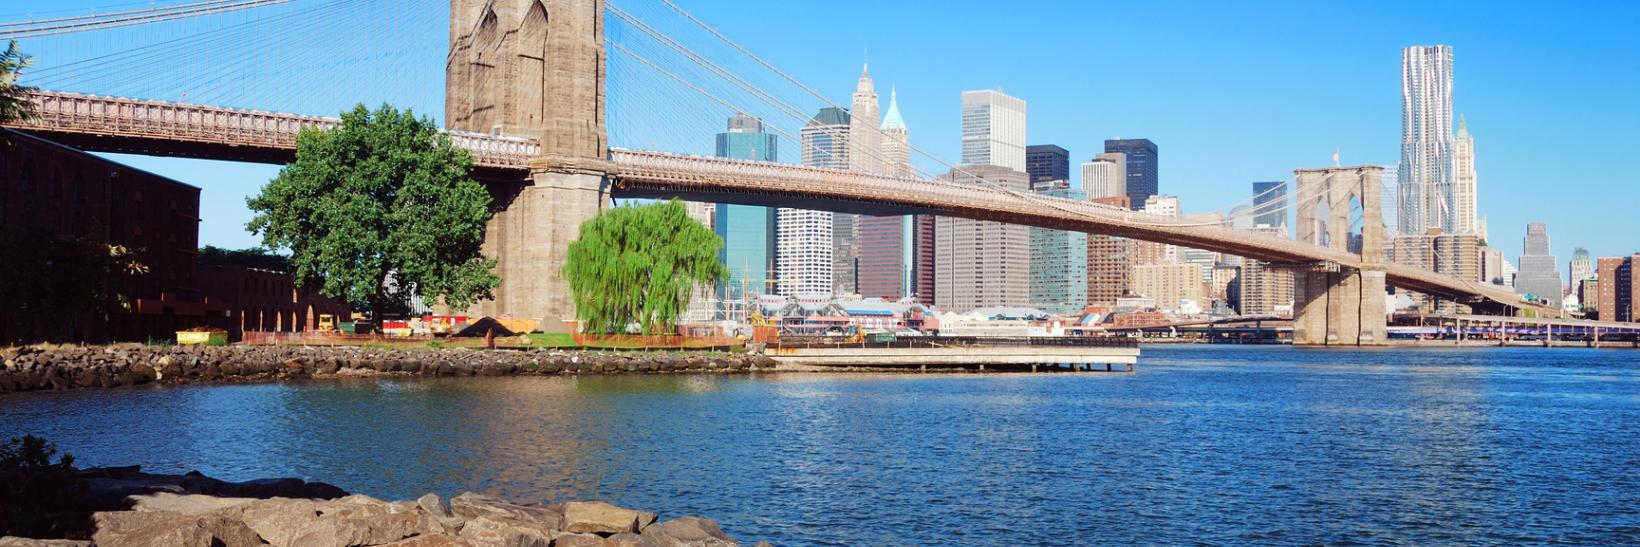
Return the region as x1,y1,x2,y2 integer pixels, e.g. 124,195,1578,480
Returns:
766,337,1140,372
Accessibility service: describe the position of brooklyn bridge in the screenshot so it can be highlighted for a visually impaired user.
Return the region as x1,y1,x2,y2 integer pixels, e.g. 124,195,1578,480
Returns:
0,0,1556,345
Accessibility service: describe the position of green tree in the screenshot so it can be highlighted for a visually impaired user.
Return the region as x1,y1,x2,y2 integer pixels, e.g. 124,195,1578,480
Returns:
0,230,146,344
0,41,35,124
247,104,499,322
564,200,727,334
198,245,293,274
0,435,89,538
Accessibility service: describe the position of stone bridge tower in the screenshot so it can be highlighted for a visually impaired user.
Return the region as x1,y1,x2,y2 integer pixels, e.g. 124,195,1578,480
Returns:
1291,166,1388,345
448,0,610,325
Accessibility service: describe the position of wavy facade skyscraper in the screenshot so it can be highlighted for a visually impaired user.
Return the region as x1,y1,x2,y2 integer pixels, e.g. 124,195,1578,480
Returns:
1399,45,1455,234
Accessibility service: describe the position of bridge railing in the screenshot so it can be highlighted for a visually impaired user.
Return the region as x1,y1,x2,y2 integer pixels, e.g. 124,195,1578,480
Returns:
18,91,538,169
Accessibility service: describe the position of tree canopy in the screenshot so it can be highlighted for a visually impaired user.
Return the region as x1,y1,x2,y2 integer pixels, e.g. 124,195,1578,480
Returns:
198,246,293,274
0,229,146,344
564,200,727,334
0,41,33,125
247,103,499,321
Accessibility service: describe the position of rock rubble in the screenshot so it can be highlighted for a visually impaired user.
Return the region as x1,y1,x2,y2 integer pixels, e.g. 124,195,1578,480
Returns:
0,345,778,394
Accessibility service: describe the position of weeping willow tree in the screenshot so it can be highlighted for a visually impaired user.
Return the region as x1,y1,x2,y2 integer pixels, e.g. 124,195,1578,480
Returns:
564,200,727,334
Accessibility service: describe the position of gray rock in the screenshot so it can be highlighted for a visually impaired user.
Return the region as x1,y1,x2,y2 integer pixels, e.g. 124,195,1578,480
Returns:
638,516,738,547
456,515,554,547
0,538,94,546
377,533,477,546
449,493,563,530
287,503,438,547
126,492,257,515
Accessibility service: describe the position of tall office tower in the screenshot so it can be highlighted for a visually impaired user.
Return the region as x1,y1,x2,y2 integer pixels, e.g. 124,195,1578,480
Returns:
1452,116,1479,234
1482,246,1507,285
1081,152,1127,200
1086,196,1132,305
911,215,936,304
1569,247,1594,297
1025,144,1070,188
960,89,1027,171
1398,45,1455,235
1389,230,1485,313
1596,254,1640,322
1029,180,1088,313
714,114,779,305
823,67,883,296
1515,222,1563,306
934,165,1030,311
778,107,849,296
1104,138,1157,210
859,87,914,299
1251,181,1288,230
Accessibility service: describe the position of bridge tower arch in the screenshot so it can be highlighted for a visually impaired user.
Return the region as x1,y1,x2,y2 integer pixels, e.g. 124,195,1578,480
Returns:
1292,166,1388,345
448,0,610,325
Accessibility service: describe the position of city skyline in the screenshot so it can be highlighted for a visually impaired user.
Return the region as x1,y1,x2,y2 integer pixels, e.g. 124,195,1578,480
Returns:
60,0,1638,267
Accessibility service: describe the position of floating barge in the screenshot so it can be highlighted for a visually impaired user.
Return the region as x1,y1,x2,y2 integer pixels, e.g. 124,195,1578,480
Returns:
766,336,1139,372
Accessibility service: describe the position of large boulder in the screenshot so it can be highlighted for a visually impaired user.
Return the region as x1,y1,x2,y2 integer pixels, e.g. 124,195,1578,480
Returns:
552,533,619,547
126,493,256,515
638,516,737,547
91,511,264,547
378,533,477,546
449,493,563,530
238,498,320,547
562,501,654,535
0,538,93,546
455,516,553,547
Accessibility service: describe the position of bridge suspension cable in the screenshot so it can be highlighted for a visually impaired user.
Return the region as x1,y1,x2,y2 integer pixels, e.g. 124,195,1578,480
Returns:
0,0,293,39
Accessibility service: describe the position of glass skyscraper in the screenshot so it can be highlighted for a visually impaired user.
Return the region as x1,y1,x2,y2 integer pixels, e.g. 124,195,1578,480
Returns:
1251,180,1287,231
714,114,778,302
1104,138,1157,210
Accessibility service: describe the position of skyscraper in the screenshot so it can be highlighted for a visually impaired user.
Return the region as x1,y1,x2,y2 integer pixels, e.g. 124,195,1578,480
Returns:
1029,180,1087,313
1515,222,1563,306
935,165,1030,311
1104,138,1157,210
779,107,849,296
859,86,915,300
1251,181,1287,230
1086,195,1133,306
829,66,883,296
960,89,1026,171
1596,254,1640,322
1398,45,1455,235
1452,115,1479,234
1569,247,1594,297
1025,144,1070,188
713,114,779,305
1081,152,1126,200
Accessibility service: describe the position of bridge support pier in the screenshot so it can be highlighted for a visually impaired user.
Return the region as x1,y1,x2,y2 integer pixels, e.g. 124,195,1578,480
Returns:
471,171,608,327
1292,267,1387,346
1291,166,1388,346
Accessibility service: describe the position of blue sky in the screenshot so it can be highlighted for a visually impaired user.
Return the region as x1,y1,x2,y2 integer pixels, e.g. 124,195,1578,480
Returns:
14,0,1639,265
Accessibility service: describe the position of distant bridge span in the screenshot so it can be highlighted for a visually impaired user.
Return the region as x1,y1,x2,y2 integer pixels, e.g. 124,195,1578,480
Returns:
4,90,1539,313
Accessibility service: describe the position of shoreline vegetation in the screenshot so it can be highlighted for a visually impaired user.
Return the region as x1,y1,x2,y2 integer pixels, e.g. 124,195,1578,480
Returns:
0,436,765,546
0,344,778,395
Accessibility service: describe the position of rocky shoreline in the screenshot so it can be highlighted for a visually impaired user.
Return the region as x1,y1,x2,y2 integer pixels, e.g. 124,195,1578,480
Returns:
0,345,778,395
0,465,761,546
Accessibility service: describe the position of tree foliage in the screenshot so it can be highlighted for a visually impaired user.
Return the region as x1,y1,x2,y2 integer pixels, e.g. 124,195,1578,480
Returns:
247,104,499,321
0,435,89,538
198,245,293,274
0,41,35,124
564,200,727,334
0,229,147,344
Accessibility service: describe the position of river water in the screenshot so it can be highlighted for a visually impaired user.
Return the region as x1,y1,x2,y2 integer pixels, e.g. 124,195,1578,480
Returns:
3,346,1638,545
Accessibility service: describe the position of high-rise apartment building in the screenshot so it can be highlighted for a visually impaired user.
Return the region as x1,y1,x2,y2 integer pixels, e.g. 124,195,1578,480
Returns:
1398,45,1455,235
1233,226,1295,316
1133,263,1205,311
714,114,779,303
1025,144,1070,188
779,107,849,296
1389,229,1485,313
1251,180,1287,230
1104,138,1157,210
1596,254,1640,322
960,89,1026,171
1082,153,1127,201
1029,180,1087,314
1515,222,1563,306
1086,196,1132,305
935,165,1030,312
1452,116,1479,234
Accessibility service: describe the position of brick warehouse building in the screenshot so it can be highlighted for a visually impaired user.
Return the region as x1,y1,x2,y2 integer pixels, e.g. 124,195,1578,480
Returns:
0,129,347,343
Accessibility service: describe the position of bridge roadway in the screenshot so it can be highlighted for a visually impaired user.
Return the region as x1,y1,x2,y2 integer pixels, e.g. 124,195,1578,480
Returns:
6,90,1541,312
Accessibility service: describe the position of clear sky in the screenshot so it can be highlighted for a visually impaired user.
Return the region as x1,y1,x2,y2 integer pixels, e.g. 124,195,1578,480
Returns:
13,0,1639,266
